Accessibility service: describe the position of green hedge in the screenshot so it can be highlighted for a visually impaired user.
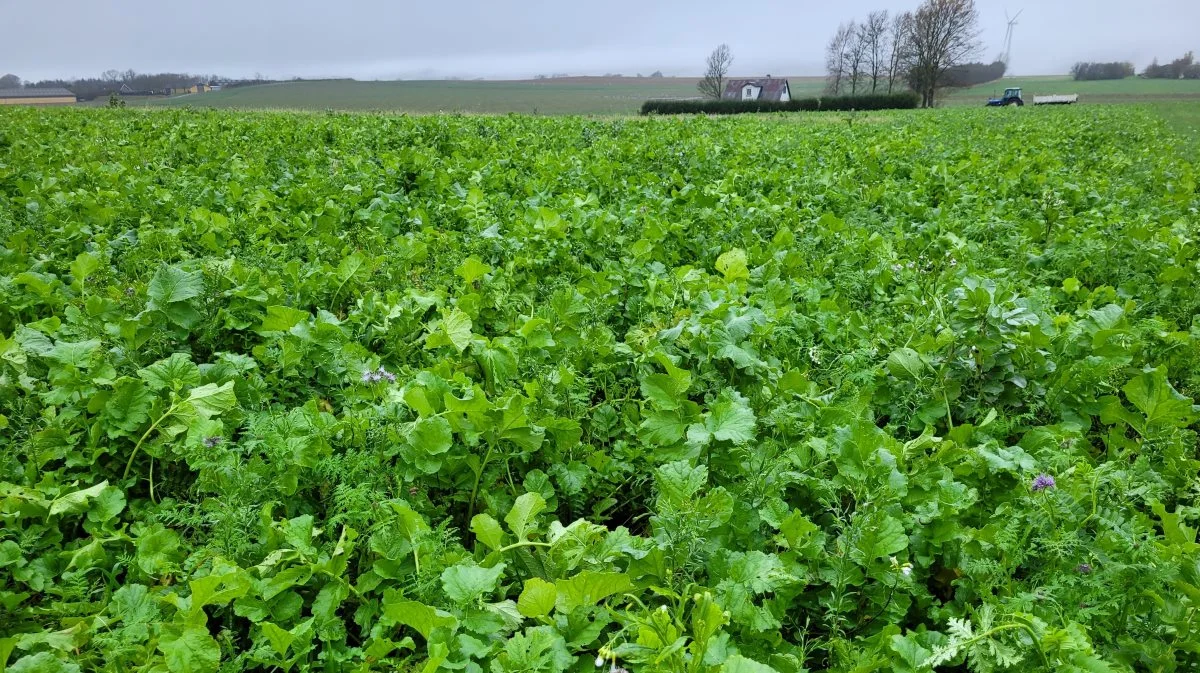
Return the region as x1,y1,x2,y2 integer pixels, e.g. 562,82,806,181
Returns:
640,92,920,115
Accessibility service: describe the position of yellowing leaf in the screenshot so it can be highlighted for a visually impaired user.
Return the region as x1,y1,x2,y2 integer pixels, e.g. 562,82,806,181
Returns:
715,248,749,280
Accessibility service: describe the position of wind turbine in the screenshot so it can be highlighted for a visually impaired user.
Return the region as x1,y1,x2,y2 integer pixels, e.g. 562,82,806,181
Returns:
1002,9,1023,69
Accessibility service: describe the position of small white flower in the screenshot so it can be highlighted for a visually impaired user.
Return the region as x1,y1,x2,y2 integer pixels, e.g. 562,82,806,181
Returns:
595,656,605,667
901,566,913,577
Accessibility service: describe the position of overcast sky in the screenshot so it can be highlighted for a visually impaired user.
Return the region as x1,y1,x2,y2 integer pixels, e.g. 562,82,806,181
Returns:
3,0,1197,81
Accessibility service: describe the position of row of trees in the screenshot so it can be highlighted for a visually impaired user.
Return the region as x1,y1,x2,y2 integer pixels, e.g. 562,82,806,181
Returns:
826,0,984,108
825,11,909,96
0,70,260,99
943,61,1007,87
1143,52,1200,79
1070,62,1135,81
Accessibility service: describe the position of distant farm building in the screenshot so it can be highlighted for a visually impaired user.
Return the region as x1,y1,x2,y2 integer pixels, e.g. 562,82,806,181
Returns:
166,83,211,95
722,78,791,102
118,83,159,97
0,88,77,106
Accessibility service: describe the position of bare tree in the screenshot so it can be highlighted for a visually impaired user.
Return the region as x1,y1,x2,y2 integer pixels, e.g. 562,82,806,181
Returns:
825,23,855,95
863,10,891,93
902,0,982,107
886,12,913,93
846,21,869,94
698,44,734,99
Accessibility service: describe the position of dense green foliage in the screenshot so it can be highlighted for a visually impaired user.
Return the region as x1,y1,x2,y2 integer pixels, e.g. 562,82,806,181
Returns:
1,106,1198,673
640,93,919,115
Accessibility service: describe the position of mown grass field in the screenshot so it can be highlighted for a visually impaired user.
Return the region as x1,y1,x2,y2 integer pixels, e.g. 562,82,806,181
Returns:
2,103,1199,673
132,75,1200,115
948,75,1200,105
141,77,829,115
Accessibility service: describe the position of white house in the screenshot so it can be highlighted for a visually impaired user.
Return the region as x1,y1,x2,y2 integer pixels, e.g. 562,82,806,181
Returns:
722,78,791,102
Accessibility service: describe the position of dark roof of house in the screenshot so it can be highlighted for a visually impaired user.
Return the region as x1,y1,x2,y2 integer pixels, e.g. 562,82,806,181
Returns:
0,87,76,98
722,78,791,101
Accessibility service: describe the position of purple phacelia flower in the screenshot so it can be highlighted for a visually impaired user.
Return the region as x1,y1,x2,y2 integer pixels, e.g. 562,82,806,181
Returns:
203,436,223,448
361,367,395,384
1031,473,1056,492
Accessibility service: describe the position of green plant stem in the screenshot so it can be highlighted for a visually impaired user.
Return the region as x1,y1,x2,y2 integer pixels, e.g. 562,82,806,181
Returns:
123,402,178,480
466,440,495,525
495,541,551,554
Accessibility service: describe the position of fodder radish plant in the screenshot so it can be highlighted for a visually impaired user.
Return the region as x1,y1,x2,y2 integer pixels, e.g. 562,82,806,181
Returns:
0,105,1198,673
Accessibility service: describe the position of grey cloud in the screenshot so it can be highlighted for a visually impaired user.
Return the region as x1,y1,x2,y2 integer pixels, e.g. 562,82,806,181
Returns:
3,0,1197,80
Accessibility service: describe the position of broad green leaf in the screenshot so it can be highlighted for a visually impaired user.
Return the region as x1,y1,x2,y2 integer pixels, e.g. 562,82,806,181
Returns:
188,571,250,611
426,308,474,353
111,584,159,626
555,571,631,612
139,353,201,391
49,481,109,517
640,410,686,446
1152,502,1199,551
504,492,547,541
147,265,204,327
656,461,707,506
136,524,182,576
381,598,457,638
187,381,237,418
408,416,453,455
850,512,908,565
103,378,154,437
705,391,756,444
45,339,100,367
470,513,505,551
258,305,310,332
260,622,294,656
517,317,555,349
887,347,925,379
475,341,518,382
440,562,506,604
70,252,101,286
0,540,22,566
517,578,557,618
158,623,221,673
493,626,572,673
722,655,780,673
640,372,689,410
779,510,819,550
456,256,492,284
87,486,126,523
148,265,204,305
9,652,81,673
890,633,932,669
1124,367,1197,429
715,248,749,280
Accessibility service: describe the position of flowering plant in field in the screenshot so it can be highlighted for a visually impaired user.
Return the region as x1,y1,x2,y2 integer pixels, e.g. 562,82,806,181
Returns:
1031,474,1056,492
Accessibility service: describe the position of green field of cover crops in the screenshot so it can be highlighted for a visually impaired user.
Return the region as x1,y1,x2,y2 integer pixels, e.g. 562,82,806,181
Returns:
0,106,1198,673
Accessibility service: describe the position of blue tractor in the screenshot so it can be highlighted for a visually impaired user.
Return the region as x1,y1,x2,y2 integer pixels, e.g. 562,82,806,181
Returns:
986,87,1024,106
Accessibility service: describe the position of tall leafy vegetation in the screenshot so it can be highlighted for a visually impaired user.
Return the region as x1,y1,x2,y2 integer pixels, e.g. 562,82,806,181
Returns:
0,105,1198,673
